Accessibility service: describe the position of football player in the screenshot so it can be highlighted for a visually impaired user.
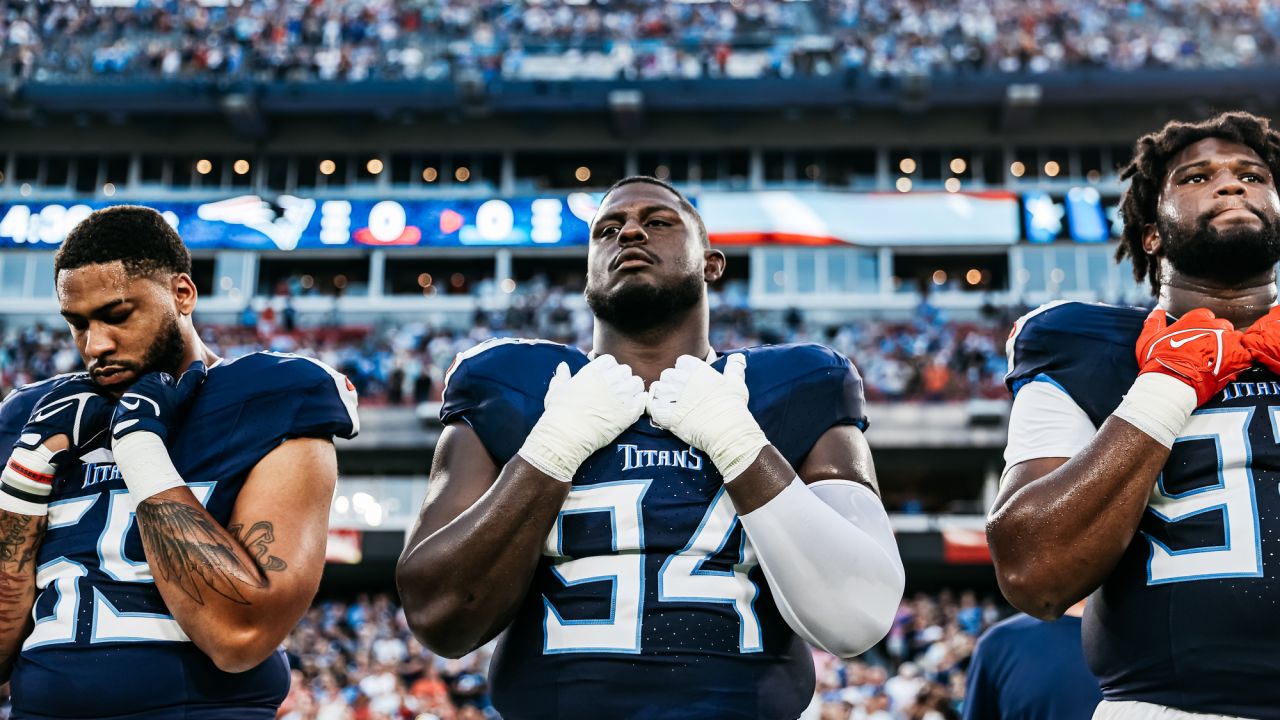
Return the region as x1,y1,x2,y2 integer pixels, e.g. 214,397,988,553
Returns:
992,111,1280,719
0,206,358,719
396,177,905,720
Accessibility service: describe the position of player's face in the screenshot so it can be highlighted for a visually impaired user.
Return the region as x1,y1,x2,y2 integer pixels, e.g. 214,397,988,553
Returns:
57,260,190,390
584,183,722,332
1153,137,1280,284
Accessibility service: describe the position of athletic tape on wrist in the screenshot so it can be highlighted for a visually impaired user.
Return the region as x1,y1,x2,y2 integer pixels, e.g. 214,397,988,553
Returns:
0,445,57,516
112,432,186,502
716,439,769,484
1112,373,1198,448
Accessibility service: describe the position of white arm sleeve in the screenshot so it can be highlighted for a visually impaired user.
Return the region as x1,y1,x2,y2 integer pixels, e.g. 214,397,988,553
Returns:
1001,380,1096,484
737,477,905,659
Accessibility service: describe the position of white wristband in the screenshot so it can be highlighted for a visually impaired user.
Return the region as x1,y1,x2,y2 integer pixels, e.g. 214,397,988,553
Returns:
0,445,58,516
1112,373,1197,448
112,432,186,502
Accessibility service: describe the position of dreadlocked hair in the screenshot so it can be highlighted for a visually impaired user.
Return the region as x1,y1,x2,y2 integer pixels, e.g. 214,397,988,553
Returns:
1117,111,1280,296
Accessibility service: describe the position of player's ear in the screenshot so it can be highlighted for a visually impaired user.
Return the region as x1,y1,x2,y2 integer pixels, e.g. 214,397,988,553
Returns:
172,273,197,317
703,249,726,284
1142,223,1162,256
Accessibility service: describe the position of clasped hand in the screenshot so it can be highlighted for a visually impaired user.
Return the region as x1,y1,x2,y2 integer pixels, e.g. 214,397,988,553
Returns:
522,353,768,483
1138,306,1280,407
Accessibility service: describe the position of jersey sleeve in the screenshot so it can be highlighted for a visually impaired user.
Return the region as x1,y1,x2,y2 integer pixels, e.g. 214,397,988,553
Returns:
0,378,68,455
743,344,869,469
1004,302,1144,428
1002,380,1097,481
287,358,360,440
440,340,587,465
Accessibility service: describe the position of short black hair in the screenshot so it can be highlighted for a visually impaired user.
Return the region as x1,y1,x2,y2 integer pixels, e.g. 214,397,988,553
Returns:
601,175,710,248
1117,111,1280,295
55,205,191,280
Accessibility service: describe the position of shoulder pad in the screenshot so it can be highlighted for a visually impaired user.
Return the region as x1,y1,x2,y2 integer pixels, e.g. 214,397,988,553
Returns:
441,339,589,464
0,373,89,452
718,344,868,467
202,352,359,439
1005,301,1145,426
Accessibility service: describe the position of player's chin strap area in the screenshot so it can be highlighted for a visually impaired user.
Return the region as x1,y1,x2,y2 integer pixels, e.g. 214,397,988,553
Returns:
738,477,905,659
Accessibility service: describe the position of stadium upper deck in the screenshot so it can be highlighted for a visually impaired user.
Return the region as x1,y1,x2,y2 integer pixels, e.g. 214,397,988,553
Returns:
3,0,1277,84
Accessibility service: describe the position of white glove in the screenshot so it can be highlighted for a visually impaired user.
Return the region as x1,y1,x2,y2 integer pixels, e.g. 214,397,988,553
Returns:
647,354,769,482
518,355,648,483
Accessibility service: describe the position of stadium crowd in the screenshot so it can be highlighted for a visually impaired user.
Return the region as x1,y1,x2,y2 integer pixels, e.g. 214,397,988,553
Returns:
0,297,1010,405
270,589,1002,720
2,0,1279,83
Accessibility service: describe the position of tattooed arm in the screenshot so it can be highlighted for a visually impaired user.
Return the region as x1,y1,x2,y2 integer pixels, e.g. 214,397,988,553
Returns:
132,437,337,673
0,510,43,681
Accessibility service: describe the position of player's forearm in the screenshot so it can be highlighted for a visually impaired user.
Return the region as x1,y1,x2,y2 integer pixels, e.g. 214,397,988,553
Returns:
987,417,1170,618
134,487,287,673
730,447,904,657
397,457,570,658
0,509,45,680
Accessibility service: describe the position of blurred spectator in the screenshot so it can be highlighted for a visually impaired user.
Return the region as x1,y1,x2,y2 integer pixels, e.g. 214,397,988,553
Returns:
0,296,1010,405
4,0,1280,84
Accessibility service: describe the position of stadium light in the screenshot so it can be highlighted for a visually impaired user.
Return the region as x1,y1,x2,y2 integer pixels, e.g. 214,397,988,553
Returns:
966,269,982,285
898,158,917,174
418,273,432,288
300,275,314,290
422,167,438,183
366,159,384,175
1087,169,1102,184
1044,161,1061,177
932,270,947,285
949,158,967,174
102,183,116,197
451,273,465,288
654,165,670,180
334,275,348,290
501,279,517,294
455,167,471,182
575,166,591,182
1010,161,1026,178
319,159,336,176
944,178,961,193
196,159,213,175
19,183,31,196
233,159,250,175
895,177,912,193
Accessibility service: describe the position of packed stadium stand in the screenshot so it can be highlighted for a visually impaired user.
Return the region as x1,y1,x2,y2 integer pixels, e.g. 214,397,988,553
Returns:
5,0,1280,717
3,0,1280,83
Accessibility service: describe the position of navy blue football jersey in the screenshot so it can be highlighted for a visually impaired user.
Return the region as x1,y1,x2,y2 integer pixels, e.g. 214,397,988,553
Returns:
0,352,358,720
440,339,868,720
1007,301,1280,718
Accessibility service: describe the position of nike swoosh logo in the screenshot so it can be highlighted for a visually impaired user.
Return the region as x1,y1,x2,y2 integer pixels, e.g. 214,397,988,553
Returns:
1169,332,1214,349
32,398,77,423
119,394,161,417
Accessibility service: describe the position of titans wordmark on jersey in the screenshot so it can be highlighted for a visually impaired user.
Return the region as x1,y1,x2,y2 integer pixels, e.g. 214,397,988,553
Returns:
1007,301,1280,718
0,352,358,720
441,339,868,720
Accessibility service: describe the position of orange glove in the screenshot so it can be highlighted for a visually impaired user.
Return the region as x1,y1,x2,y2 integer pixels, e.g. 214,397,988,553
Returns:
1136,308,1251,406
1243,305,1280,375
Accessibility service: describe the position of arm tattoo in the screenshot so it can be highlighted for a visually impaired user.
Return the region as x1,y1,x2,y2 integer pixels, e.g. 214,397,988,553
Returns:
229,521,288,573
0,512,41,573
135,500,267,606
